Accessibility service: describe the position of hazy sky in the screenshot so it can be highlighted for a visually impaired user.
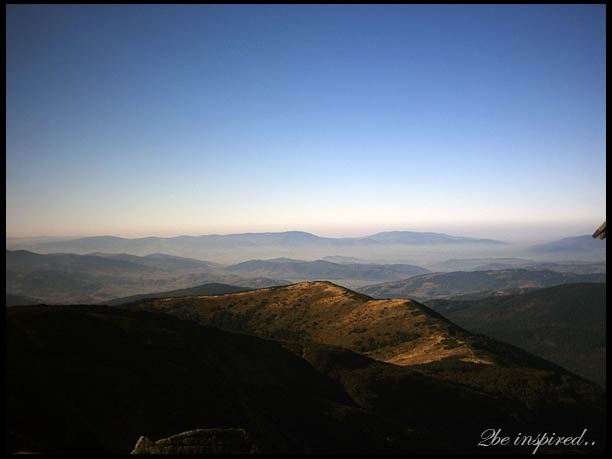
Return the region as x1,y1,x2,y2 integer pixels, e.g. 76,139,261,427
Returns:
6,5,606,239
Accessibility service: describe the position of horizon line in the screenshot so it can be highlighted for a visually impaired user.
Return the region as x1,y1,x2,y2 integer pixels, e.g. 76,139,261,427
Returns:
5,227,597,242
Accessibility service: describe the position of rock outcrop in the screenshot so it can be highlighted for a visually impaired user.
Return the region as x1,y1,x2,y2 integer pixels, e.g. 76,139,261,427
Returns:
131,428,257,454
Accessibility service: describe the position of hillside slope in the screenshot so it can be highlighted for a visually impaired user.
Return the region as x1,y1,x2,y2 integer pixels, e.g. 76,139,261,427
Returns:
6,250,287,304
122,281,496,366
120,281,605,392
105,283,249,306
426,283,607,386
357,269,606,301
431,258,606,274
226,258,430,283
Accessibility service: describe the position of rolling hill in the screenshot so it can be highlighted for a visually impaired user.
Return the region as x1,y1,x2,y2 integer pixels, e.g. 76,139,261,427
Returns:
122,281,496,366
6,250,287,304
119,280,606,378
225,258,430,285
86,252,222,272
430,257,535,271
529,235,606,258
357,269,606,301
105,283,249,305
426,283,607,387
430,258,606,274
6,249,160,277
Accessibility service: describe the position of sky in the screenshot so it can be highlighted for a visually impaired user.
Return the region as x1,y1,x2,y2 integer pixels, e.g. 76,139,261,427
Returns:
6,5,606,240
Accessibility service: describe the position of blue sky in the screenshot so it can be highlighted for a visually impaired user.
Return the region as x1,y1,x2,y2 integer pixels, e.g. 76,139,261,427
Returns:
6,5,606,239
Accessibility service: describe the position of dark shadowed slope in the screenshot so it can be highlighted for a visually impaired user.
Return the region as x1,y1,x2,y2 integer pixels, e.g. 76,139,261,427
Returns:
7,305,410,454
357,269,606,301
6,293,42,307
426,283,607,387
8,303,605,454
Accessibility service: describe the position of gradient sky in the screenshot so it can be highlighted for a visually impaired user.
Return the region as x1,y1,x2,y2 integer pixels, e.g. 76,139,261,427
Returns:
6,4,606,239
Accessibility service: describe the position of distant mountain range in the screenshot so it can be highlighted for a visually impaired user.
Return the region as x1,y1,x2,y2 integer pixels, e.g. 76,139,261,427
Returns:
426,283,607,387
431,257,606,274
320,255,370,264
7,244,607,305
5,230,505,258
364,231,503,245
357,269,606,301
430,257,535,271
6,250,287,304
530,235,606,257
225,258,430,284
87,252,223,271
4,250,429,304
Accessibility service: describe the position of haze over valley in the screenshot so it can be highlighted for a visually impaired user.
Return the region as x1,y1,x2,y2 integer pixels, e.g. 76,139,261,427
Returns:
6,228,606,302
6,229,606,266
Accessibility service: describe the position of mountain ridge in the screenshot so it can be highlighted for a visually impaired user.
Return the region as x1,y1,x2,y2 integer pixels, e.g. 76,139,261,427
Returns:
6,230,506,257
357,269,606,301
6,250,288,304
530,235,606,257
105,282,250,306
225,258,430,284
119,280,594,373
